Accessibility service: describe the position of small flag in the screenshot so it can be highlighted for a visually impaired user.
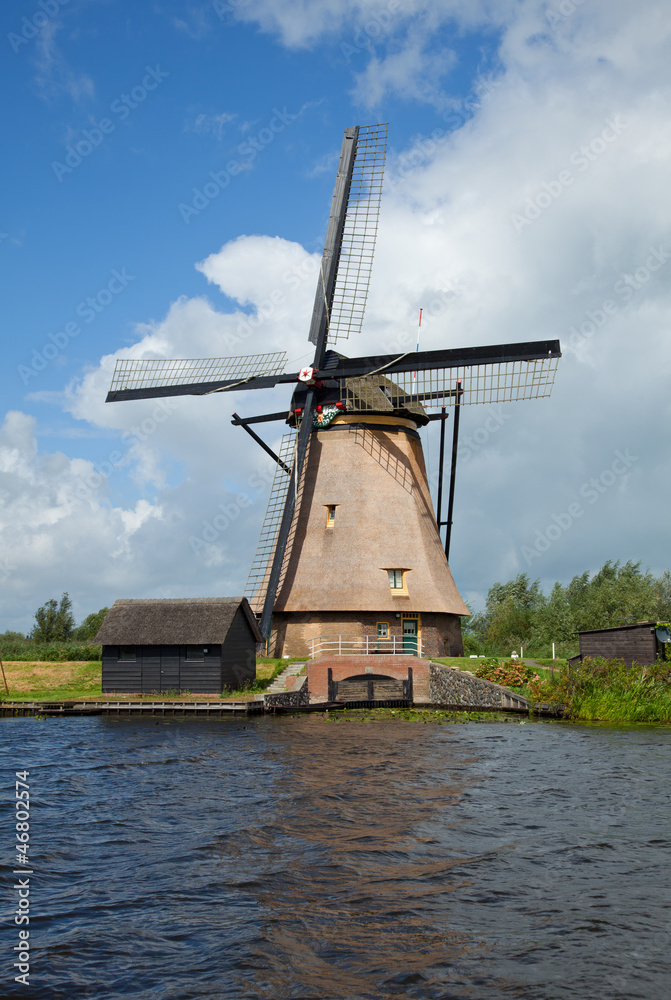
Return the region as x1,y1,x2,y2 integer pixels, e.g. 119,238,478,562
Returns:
413,308,422,382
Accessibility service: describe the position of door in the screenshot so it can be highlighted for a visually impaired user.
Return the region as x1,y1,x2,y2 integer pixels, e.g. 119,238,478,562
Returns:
160,646,180,693
402,617,418,654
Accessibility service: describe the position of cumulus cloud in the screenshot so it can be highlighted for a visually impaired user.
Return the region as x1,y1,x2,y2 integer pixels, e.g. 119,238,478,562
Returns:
3,0,670,628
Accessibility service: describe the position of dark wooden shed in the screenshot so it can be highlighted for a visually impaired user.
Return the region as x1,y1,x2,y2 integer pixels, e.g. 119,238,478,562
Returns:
94,597,263,694
575,621,666,668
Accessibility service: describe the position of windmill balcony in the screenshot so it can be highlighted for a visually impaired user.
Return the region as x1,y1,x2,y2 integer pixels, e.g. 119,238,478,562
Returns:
309,634,424,659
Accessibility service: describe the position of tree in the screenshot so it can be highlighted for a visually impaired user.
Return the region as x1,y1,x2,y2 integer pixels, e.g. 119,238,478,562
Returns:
468,574,546,652
72,608,109,641
31,593,75,643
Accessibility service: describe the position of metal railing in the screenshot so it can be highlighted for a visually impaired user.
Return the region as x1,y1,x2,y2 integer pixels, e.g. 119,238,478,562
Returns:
309,634,423,659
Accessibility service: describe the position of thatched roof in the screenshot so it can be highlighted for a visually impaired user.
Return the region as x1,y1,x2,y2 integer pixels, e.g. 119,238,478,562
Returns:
93,598,263,645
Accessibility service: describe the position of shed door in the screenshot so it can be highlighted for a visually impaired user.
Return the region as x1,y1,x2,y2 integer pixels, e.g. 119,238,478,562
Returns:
160,647,180,693
141,648,160,694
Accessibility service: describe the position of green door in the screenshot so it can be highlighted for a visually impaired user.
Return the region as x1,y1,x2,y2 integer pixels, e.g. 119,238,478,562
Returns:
402,618,418,655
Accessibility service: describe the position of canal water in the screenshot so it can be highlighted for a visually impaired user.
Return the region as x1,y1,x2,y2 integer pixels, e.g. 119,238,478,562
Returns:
1,714,670,999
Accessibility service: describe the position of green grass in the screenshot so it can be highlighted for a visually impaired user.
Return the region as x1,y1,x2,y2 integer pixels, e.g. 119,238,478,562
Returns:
325,707,499,724
3,661,102,701
431,656,474,668
220,659,300,699
2,658,296,702
432,657,552,697
528,657,568,670
530,657,671,723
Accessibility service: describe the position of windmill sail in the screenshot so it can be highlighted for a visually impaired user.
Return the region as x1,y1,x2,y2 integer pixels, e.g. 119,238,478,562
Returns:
107,352,288,401
244,430,297,616
339,354,560,412
308,123,387,348
257,126,386,638
326,123,387,345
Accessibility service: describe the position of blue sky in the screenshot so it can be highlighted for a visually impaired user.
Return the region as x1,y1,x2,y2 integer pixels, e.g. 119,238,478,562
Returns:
1,0,670,632
2,0,495,461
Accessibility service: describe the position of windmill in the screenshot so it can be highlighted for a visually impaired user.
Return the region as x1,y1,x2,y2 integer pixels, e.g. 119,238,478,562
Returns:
106,123,561,658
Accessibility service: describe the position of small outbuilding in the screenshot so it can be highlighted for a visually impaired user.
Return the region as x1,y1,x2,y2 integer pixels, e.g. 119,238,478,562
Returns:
573,621,670,669
94,597,263,694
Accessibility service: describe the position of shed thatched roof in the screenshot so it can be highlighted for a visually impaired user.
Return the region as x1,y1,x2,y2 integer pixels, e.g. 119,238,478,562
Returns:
93,598,263,645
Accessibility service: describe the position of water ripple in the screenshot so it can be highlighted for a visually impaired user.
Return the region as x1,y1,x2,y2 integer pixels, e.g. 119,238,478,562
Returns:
0,716,669,998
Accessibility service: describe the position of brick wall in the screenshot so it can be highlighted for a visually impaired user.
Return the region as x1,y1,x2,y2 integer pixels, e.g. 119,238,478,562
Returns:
271,611,464,658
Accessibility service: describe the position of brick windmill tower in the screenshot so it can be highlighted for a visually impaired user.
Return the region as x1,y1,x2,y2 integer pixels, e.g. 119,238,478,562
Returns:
105,124,561,665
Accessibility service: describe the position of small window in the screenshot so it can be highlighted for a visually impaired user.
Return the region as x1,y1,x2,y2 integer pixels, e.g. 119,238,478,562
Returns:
377,622,389,638
118,646,136,661
387,569,405,590
185,646,205,661
325,505,337,527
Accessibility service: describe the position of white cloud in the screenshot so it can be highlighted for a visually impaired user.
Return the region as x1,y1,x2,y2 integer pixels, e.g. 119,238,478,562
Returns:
228,0,516,50
4,0,671,628
33,20,95,104
189,111,237,140
351,37,457,110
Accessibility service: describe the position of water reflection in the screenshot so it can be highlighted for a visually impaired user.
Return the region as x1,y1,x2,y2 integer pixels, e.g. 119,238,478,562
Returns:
0,715,669,1000
239,718,485,998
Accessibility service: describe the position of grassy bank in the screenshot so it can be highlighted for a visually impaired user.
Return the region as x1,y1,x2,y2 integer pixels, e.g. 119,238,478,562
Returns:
432,657,552,698
1,661,102,700
529,657,671,723
1,658,297,702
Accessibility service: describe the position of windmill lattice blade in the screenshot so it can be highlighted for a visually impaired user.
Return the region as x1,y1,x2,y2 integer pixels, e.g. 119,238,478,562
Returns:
340,356,560,411
327,122,387,345
109,352,287,393
244,430,298,616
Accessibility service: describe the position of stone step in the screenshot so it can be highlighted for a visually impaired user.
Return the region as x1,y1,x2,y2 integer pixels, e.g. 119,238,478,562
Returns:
266,661,306,693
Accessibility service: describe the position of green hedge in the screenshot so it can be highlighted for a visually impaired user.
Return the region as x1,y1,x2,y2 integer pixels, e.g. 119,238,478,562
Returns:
0,641,102,662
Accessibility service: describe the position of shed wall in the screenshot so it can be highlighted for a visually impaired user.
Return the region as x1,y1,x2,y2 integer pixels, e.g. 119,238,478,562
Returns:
102,644,224,693
221,606,257,689
578,626,657,667
102,649,141,693
180,646,223,693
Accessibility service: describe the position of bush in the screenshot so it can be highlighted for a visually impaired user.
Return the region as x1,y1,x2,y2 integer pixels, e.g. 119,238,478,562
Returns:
528,656,671,723
462,633,483,656
472,659,540,688
0,641,101,662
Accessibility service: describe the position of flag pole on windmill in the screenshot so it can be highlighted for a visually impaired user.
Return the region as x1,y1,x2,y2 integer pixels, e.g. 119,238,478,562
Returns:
413,308,422,383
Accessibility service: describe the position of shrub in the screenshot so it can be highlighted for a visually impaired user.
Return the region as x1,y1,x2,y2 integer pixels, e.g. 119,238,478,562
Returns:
0,641,102,662
472,659,540,688
528,656,671,723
